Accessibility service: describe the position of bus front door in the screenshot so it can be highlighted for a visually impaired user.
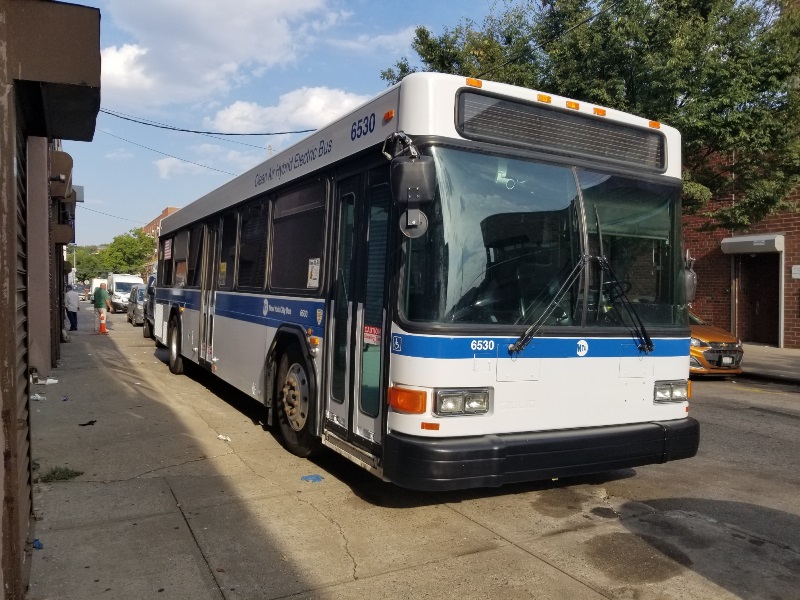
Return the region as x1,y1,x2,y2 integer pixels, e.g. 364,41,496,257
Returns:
199,223,219,367
327,170,391,452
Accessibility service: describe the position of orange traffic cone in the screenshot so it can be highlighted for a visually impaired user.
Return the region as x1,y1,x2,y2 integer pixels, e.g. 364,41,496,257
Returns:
99,311,108,334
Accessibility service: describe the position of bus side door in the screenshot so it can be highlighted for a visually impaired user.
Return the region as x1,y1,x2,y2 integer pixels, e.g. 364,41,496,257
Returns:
327,168,391,450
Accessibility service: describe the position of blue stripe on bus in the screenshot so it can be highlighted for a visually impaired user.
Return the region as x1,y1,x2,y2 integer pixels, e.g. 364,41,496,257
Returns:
156,288,202,310
390,333,689,359
155,289,326,334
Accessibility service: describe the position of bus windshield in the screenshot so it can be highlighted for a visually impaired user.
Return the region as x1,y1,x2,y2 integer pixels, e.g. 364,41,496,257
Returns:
401,146,685,328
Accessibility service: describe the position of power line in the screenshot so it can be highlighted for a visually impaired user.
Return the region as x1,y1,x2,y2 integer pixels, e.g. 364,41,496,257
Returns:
100,108,315,136
101,109,272,149
77,204,149,224
97,129,238,176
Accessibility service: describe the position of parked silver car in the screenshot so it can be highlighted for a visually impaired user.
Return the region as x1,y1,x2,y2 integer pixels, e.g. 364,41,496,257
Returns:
126,285,146,326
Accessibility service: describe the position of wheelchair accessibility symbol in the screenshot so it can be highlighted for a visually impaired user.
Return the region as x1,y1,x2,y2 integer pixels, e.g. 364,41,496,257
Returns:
392,335,402,352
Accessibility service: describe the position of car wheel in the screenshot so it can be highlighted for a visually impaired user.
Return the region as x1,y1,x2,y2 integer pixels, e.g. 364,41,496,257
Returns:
275,345,319,458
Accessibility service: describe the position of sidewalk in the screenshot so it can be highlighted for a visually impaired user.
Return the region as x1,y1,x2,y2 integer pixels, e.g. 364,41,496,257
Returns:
740,343,800,385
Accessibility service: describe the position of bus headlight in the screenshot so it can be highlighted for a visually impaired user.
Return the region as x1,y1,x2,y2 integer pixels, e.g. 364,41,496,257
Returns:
654,380,690,403
434,388,490,416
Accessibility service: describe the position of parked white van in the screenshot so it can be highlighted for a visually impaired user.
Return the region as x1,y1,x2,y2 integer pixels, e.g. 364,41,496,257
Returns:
107,273,144,313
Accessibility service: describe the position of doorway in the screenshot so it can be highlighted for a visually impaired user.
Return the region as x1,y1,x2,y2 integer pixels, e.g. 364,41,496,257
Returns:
736,253,780,345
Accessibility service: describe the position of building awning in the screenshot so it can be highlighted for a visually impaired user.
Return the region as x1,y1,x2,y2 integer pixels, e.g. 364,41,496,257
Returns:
9,1,101,142
720,233,785,254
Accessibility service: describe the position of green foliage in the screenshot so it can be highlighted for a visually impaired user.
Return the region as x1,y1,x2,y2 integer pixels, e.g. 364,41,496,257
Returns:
73,229,155,282
383,0,800,230
103,229,155,275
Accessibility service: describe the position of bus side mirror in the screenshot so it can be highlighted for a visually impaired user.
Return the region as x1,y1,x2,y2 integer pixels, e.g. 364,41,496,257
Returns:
684,250,696,303
391,156,435,205
684,268,697,303
391,156,435,238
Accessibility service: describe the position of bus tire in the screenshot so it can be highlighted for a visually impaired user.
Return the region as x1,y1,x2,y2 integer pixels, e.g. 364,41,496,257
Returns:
168,317,184,375
143,318,152,339
276,345,319,458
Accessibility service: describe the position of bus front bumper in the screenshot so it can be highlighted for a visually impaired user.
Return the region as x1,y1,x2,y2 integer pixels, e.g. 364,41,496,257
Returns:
383,418,699,492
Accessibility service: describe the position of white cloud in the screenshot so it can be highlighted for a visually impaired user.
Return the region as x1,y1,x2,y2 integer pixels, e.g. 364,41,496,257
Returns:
100,0,340,109
205,87,372,134
154,157,206,179
104,147,134,160
327,26,416,54
101,44,155,93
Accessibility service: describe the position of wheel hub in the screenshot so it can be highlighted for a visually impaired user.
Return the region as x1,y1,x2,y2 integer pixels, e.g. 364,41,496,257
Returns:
281,364,309,431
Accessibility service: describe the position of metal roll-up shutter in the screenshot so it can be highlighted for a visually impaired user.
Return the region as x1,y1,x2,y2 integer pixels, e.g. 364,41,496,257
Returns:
9,111,34,597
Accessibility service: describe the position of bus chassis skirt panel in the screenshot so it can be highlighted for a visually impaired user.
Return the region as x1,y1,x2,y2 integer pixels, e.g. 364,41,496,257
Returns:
383,418,699,492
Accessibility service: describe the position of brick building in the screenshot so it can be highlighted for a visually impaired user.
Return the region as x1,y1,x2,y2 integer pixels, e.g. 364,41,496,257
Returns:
143,206,180,238
683,186,800,349
142,207,180,275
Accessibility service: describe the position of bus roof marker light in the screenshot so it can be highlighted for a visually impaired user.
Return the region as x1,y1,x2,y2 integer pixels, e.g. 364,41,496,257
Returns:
537,93,551,104
649,120,661,129
566,101,580,110
593,107,607,117
466,78,482,88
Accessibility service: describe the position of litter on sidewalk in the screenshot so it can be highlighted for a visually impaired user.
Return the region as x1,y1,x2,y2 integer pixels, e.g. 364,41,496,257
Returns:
217,434,232,442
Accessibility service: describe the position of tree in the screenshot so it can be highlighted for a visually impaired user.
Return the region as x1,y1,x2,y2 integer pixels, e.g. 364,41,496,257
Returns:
382,0,800,230
73,245,110,283
102,230,155,276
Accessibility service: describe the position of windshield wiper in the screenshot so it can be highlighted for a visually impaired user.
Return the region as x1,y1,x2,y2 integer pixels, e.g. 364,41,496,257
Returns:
508,255,588,355
507,253,654,356
597,256,654,354
592,207,653,354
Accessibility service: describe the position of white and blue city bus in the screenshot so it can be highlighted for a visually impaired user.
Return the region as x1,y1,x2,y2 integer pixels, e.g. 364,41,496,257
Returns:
154,72,699,491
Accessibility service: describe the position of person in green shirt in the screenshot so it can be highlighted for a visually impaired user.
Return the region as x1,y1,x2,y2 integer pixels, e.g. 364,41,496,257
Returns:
92,282,112,332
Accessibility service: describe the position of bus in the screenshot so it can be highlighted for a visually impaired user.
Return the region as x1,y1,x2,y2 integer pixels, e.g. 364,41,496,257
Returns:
154,72,699,491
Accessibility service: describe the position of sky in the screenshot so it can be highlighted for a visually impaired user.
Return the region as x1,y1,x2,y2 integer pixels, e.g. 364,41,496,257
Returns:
66,0,498,246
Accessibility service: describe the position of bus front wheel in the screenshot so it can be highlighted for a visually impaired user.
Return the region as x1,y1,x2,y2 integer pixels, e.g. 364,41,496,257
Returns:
168,317,184,375
276,345,319,458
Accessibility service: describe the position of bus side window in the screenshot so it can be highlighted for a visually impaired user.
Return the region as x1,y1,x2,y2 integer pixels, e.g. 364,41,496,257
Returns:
219,211,238,289
186,224,204,288
270,180,326,292
160,237,174,287
237,200,268,290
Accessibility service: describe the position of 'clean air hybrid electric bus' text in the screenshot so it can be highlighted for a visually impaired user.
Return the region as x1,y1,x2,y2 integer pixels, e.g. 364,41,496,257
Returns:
153,73,698,491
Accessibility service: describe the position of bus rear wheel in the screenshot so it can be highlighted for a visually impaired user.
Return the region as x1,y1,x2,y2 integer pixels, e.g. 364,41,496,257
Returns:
276,345,319,458
168,317,184,375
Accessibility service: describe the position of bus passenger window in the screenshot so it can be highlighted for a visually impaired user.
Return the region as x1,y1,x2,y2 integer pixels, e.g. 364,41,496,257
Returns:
186,224,204,288
160,237,174,287
270,181,326,292
175,260,187,287
219,212,237,289
237,201,268,290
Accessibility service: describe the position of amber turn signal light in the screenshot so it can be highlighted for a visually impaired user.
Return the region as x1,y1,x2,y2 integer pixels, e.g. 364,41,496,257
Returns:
388,386,426,414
